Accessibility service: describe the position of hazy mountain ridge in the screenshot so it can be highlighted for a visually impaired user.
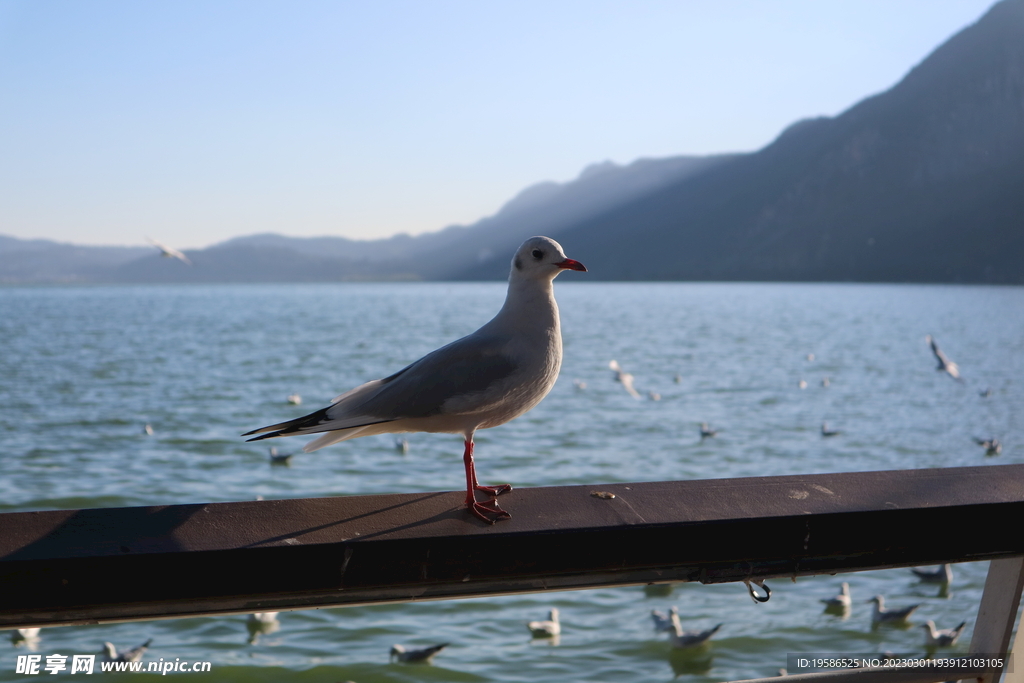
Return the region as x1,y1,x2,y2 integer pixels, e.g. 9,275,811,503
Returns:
2,0,1021,284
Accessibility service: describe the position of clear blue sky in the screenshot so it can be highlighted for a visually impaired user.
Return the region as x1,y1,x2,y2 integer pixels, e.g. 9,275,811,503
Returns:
0,0,997,249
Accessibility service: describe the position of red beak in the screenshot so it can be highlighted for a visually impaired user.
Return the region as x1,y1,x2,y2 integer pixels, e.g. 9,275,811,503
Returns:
555,258,587,272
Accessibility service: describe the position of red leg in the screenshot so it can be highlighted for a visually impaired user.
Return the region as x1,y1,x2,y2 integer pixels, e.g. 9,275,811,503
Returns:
462,440,512,524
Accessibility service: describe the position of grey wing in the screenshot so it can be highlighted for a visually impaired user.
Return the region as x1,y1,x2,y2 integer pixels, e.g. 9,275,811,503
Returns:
356,333,519,419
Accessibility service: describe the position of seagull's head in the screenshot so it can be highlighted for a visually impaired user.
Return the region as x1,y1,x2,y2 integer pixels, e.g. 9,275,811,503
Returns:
389,645,404,661
511,236,586,282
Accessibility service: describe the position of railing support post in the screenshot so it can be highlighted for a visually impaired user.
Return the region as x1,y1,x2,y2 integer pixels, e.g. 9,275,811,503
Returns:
964,557,1024,683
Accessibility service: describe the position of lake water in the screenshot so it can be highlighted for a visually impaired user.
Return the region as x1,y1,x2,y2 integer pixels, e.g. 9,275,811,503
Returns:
1,282,1022,682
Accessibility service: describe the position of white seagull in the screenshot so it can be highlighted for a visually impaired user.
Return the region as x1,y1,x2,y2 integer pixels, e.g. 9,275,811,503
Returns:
926,335,961,381
974,437,1002,456
268,447,294,465
243,237,586,523
608,360,641,399
699,422,718,439
821,422,841,437
669,612,722,649
868,595,920,625
147,237,192,265
390,643,448,664
922,620,966,648
527,608,561,638
820,582,851,609
101,639,152,663
651,606,679,632
910,564,953,584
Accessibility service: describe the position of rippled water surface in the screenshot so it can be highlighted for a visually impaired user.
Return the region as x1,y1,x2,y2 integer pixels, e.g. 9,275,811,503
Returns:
1,282,1022,681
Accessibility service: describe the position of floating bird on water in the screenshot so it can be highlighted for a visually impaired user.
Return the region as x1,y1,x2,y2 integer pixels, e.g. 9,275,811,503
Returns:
572,379,587,391
269,447,294,465
806,353,815,362
246,612,280,643
868,595,920,625
527,608,561,638
911,564,953,584
648,391,661,401
673,373,682,384
820,582,851,609
608,360,641,399
395,438,409,454
390,643,449,664
979,387,992,398
669,612,722,649
143,424,154,435
700,422,718,439
101,639,152,663
147,237,192,265
974,437,1002,456
821,422,841,437
798,380,808,389
922,620,966,648
926,335,961,381
821,376,830,388
651,607,680,633
286,393,302,405
11,628,41,647
243,237,586,524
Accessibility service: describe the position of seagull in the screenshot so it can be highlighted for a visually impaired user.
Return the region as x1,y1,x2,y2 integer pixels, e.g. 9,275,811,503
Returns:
147,237,192,265
395,438,410,454
528,608,561,638
868,595,920,625
699,422,718,439
821,376,830,388
609,360,641,399
821,422,841,437
911,564,953,584
926,335,961,381
979,387,992,398
648,391,661,401
798,380,808,389
11,628,41,646
101,639,152,663
143,423,154,435
922,620,966,648
669,612,722,649
572,379,587,391
246,611,281,642
651,606,679,632
806,353,815,362
269,447,293,465
974,438,1002,456
286,393,302,405
390,643,449,664
820,582,851,609
243,237,586,524
673,373,682,384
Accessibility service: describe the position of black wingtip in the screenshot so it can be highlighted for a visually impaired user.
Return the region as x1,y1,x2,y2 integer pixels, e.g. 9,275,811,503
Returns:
245,432,281,443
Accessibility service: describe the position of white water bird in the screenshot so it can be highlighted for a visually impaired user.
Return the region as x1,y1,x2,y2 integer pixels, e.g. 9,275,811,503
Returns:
269,447,293,465
669,612,722,648
868,595,920,624
926,335,961,381
821,422,841,437
395,438,410,453
609,360,641,399
528,608,561,637
572,379,587,391
390,643,449,663
286,393,302,405
911,564,953,584
820,582,851,609
699,422,718,439
244,237,586,524
147,237,192,265
821,376,830,388
101,639,152,663
651,606,679,632
798,380,808,389
143,423,154,435
974,438,1002,456
922,620,966,647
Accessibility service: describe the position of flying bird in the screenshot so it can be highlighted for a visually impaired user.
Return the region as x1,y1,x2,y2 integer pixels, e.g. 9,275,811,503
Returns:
911,564,953,584
609,360,641,399
147,237,192,265
669,612,722,649
527,608,561,638
101,639,152,663
868,595,920,625
243,237,586,524
926,335,961,381
390,643,448,664
922,620,966,648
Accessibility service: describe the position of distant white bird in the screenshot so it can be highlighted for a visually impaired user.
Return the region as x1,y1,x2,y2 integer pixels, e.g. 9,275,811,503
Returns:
806,353,815,362
147,237,192,265
974,438,1002,456
528,608,561,638
244,237,586,524
669,612,722,649
246,611,281,643
798,380,808,389
820,582,851,609
922,620,966,648
821,422,841,437
395,438,410,454
821,376,830,388
248,611,279,624
609,360,641,399
11,628,41,646
390,643,449,663
572,379,587,391
651,606,679,632
648,391,661,401
101,639,152,663
699,422,718,439
143,423,154,436
269,447,294,465
926,335,961,380
868,595,920,624
911,564,953,584
286,393,302,405
15,628,40,639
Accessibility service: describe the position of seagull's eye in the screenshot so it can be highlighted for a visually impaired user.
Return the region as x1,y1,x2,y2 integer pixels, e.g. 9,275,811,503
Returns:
531,249,543,260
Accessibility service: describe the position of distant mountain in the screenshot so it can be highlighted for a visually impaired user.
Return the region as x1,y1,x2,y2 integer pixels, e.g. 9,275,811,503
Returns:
457,0,1024,283
0,235,150,284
